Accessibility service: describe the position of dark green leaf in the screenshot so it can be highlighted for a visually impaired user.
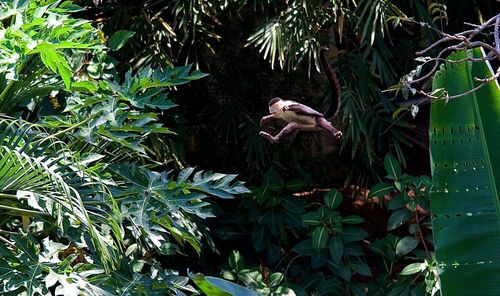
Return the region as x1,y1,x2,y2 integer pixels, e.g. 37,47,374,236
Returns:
368,182,394,198
341,227,369,241
324,189,343,209
384,153,402,180
349,260,372,277
339,263,352,281
342,215,365,224
388,193,407,210
328,236,343,263
312,226,329,250
387,208,412,230
311,252,327,268
302,211,322,226
292,240,316,256
108,30,136,51
396,236,419,257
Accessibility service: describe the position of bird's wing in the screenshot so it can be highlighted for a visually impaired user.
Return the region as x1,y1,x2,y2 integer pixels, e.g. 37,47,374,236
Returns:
286,103,323,117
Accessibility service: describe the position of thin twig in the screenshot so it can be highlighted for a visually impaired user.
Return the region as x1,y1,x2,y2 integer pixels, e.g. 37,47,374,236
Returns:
415,211,430,257
283,254,301,282
448,69,500,99
412,43,465,84
415,65,499,101
494,14,500,51
0,235,16,249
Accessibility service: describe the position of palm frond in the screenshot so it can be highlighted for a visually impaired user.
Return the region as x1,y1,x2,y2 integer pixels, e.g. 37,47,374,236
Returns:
0,117,117,271
355,0,406,45
246,1,328,73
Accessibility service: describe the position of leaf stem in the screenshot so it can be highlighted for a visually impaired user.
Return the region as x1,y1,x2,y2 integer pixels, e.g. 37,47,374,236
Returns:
415,210,430,257
0,204,51,216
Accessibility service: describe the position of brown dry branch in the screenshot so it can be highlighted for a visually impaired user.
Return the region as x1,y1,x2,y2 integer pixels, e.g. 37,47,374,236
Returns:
408,13,500,100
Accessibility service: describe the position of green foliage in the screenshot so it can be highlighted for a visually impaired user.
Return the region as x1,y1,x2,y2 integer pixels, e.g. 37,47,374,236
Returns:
191,271,261,296
0,234,198,295
3,1,498,295
108,30,135,51
367,153,436,295
0,0,101,113
220,251,296,296
241,170,306,260
0,1,250,294
295,189,370,283
109,164,250,254
429,48,500,295
42,65,205,155
0,235,111,295
0,117,117,270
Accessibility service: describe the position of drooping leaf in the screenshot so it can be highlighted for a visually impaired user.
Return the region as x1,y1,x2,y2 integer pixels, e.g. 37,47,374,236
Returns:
108,30,135,51
384,153,402,180
190,273,261,296
39,49,72,89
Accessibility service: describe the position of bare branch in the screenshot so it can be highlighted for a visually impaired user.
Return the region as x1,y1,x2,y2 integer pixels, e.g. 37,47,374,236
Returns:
409,13,500,88
495,14,500,51
417,67,500,101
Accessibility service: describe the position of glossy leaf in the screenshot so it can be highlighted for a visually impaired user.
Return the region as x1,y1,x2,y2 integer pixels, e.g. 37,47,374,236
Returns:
368,182,394,198
400,262,427,275
342,215,365,224
384,153,402,180
324,189,343,209
312,226,329,250
395,236,419,257
387,208,412,230
191,273,260,296
341,226,368,242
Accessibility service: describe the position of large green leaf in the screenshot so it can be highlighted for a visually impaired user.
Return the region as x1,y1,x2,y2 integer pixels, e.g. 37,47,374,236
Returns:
429,48,500,295
108,30,135,51
190,273,261,296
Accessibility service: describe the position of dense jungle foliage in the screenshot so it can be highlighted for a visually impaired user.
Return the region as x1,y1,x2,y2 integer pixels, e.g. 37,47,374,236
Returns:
0,0,499,295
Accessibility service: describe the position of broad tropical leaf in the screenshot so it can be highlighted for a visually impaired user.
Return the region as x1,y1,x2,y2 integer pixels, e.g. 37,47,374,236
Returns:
108,164,250,254
190,273,261,296
430,48,500,295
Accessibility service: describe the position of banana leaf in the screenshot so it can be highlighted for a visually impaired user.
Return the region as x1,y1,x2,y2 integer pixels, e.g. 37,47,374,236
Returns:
430,48,500,295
